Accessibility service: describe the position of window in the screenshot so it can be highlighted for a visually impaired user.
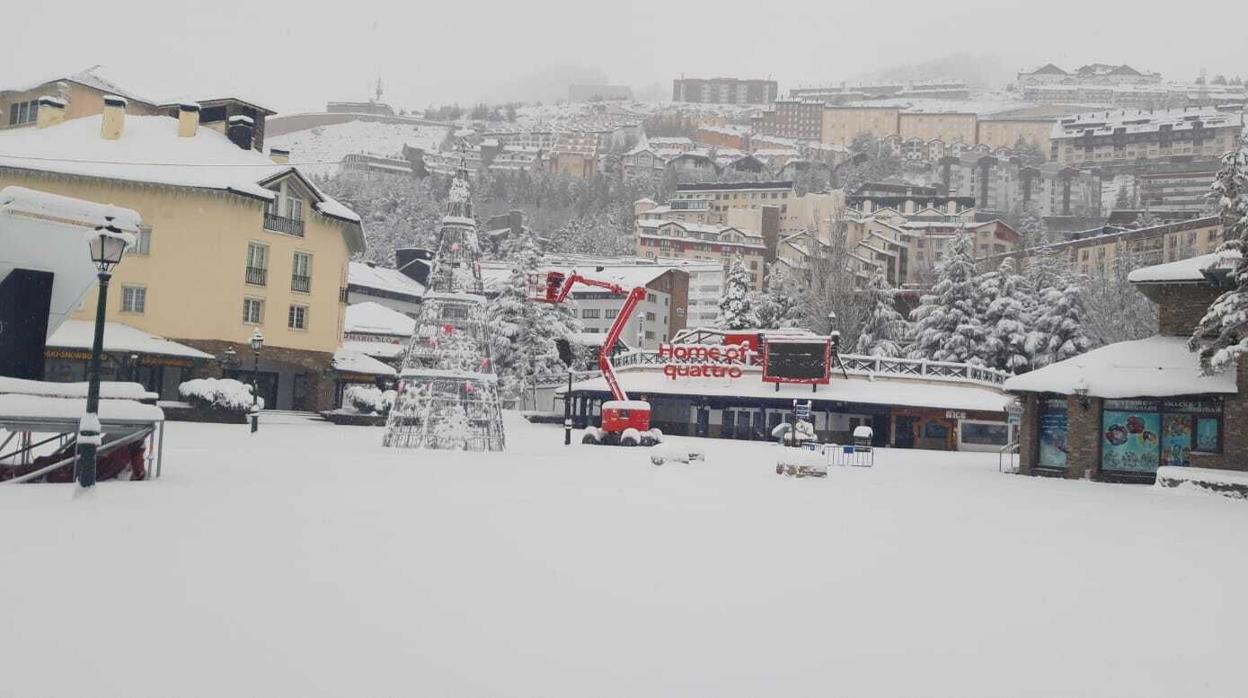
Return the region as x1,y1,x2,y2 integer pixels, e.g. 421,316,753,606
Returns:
288,196,304,221
288,304,308,330
604,309,619,319
582,308,601,319
8,100,38,126
243,298,264,325
134,225,153,255
292,251,312,293
121,285,146,314
646,293,657,303
246,242,268,286
644,330,656,340
645,312,656,321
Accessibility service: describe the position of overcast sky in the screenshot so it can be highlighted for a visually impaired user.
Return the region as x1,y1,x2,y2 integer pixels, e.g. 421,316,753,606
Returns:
4,0,1246,113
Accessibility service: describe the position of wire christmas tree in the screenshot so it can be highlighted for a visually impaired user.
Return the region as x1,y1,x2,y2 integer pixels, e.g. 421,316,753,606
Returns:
383,170,506,451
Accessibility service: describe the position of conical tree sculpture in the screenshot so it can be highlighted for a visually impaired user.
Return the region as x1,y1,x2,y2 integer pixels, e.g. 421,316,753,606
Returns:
383,171,506,451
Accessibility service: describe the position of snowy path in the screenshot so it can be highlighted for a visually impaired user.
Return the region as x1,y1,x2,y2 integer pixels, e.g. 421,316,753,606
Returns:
1,413,1246,697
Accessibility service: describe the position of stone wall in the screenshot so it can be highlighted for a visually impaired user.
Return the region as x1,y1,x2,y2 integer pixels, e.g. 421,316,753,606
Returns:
1139,285,1224,337
177,338,336,411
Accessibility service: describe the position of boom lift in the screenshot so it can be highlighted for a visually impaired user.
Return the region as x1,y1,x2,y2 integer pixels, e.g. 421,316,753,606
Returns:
532,270,662,446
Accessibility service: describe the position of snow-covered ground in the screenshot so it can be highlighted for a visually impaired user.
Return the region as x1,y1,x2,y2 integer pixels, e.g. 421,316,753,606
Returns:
267,120,450,177
2,413,1246,697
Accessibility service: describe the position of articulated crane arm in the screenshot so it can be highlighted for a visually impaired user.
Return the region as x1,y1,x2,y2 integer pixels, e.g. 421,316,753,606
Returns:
541,271,646,402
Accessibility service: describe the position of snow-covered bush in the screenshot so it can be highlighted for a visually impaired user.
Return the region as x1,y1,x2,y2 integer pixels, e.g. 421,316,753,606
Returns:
178,378,262,413
345,385,396,415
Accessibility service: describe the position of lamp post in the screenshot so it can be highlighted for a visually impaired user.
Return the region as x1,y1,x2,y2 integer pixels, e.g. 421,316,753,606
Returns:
249,329,264,433
77,212,132,488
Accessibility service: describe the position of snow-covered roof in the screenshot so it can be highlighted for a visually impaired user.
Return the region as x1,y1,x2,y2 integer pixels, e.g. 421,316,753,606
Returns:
0,394,164,425
344,302,416,337
332,348,398,376
47,320,213,359
340,340,406,360
0,377,152,401
1127,250,1242,284
0,114,363,249
2,67,155,105
1003,336,1237,398
347,262,425,299
563,366,1012,413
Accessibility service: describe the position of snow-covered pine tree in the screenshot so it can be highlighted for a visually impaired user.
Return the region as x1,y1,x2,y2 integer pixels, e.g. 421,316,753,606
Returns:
755,263,806,330
1015,203,1047,249
1026,265,1093,368
854,268,908,357
978,258,1032,373
486,229,581,401
716,256,760,330
907,234,987,365
1189,132,1248,373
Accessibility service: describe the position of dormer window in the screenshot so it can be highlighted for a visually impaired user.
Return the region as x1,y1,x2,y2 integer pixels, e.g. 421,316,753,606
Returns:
263,177,307,237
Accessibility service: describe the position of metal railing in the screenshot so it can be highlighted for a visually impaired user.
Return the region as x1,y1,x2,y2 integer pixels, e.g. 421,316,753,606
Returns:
291,274,311,293
612,349,1010,388
264,213,305,237
245,266,267,286
999,442,1020,473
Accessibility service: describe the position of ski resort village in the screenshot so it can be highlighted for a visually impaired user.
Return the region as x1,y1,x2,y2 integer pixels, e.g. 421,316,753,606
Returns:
3,8,1248,695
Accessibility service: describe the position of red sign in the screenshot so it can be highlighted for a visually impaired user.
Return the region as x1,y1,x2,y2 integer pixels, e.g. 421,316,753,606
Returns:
657,343,751,381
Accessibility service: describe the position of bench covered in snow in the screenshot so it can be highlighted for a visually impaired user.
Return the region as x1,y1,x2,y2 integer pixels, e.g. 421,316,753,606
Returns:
1155,466,1248,501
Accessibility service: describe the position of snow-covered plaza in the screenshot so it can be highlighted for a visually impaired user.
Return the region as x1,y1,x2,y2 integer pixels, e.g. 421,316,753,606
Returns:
2,413,1246,697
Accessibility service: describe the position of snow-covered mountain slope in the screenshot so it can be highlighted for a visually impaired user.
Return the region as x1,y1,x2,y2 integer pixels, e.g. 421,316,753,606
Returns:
268,120,450,177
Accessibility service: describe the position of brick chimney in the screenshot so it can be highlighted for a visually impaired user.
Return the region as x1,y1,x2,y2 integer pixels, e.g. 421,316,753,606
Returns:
177,102,200,138
101,95,127,140
226,114,254,150
269,147,290,164
36,96,66,129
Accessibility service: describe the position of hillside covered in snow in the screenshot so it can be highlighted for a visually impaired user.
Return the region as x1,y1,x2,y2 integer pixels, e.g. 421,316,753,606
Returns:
268,121,450,177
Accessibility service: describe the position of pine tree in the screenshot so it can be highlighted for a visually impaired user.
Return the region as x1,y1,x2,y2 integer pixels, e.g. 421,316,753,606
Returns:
907,234,986,365
1190,133,1248,373
755,263,806,330
1026,262,1093,368
1015,203,1047,248
716,256,760,330
979,258,1032,373
855,268,908,357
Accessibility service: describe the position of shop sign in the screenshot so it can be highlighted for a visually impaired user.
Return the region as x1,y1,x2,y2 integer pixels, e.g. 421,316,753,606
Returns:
945,410,967,420
45,348,93,361
658,343,750,380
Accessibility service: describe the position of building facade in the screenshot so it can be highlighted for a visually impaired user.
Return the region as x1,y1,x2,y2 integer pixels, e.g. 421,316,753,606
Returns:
1050,107,1243,167
672,77,778,105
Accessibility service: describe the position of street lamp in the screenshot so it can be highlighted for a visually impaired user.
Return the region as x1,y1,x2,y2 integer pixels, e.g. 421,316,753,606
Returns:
77,211,133,488
249,329,264,433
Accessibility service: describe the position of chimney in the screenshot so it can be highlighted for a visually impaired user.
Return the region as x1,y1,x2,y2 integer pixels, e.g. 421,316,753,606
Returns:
226,114,254,150
36,96,66,128
269,147,290,164
101,95,127,140
177,102,200,138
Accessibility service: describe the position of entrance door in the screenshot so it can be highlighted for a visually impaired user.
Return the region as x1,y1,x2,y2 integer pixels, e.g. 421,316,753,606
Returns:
227,369,278,410
894,416,918,448
695,408,710,438
736,411,753,440
292,373,315,411
721,410,735,438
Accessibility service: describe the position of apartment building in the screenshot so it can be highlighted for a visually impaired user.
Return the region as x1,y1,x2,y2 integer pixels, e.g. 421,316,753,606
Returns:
846,209,1020,288
1,67,160,128
933,156,1101,218
983,216,1224,278
635,219,767,290
672,77,778,105
1137,166,1221,212
754,99,824,141
1050,107,1243,166
0,99,365,410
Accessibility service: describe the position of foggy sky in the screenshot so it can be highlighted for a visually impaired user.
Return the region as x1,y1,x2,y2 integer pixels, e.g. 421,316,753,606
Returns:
3,0,1246,114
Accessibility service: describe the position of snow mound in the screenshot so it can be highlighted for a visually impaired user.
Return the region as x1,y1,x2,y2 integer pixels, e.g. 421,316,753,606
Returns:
178,378,259,412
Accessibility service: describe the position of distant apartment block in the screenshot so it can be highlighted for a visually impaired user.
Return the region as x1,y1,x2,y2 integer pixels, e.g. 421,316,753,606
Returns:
1049,107,1243,167
672,77,777,105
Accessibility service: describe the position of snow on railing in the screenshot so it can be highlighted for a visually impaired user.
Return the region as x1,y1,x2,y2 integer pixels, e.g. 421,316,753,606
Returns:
613,350,1009,387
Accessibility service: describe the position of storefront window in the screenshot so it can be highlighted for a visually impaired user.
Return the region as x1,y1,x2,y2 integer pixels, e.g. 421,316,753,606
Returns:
1101,398,1222,473
962,421,1008,446
1037,398,1068,469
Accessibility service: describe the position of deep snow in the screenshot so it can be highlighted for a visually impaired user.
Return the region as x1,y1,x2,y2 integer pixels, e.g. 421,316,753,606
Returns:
2,413,1246,697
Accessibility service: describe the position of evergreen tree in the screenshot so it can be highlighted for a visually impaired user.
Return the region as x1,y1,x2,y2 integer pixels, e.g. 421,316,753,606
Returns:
979,258,1032,373
754,263,806,330
1190,133,1248,373
1024,253,1093,368
716,256,760,330
907,234,986,365
1015,203,1047,248
854,268,908,357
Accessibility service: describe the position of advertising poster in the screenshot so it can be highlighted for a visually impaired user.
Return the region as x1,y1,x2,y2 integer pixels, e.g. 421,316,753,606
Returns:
1160,414,1193,467
1196,418,1220,452
1037,399,1068,469
1101,408,1161,472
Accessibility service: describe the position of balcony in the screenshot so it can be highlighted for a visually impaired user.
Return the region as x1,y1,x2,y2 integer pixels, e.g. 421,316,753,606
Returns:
264,213,305,237
245,266,267,286
291,274,311,293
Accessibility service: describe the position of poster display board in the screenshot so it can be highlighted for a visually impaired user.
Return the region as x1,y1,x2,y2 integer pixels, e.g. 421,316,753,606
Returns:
1037,398,1068,469
1101,398,1222,473
762,339,830,384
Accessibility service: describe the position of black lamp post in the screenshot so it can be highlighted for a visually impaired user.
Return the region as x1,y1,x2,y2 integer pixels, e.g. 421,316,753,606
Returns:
249,329,264,433
77,212,132,488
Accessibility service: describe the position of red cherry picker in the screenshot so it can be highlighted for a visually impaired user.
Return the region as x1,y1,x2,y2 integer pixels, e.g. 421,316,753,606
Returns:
532,270,663,446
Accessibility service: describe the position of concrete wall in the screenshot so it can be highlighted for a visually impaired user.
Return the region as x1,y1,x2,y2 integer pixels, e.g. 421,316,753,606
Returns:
898,113,978,146
976,119,1053,151
821,107,901,147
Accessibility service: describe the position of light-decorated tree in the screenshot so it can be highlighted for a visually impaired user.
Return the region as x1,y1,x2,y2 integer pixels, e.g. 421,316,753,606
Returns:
855,268,908,357
907,234,986,365
1190,133,1248,373
716,256,760,330
978,257,1032,373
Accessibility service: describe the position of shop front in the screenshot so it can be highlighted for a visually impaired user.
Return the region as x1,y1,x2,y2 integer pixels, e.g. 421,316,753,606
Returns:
42,321,213,401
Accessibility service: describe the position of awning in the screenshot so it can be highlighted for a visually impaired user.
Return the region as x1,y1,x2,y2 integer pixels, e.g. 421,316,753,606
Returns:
47,321,213,360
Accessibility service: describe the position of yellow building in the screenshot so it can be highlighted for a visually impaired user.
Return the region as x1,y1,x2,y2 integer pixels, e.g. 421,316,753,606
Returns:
821,107,901,147
975,118,1053,152
1,68,159,128
0,99,366,410
898,112,978,145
